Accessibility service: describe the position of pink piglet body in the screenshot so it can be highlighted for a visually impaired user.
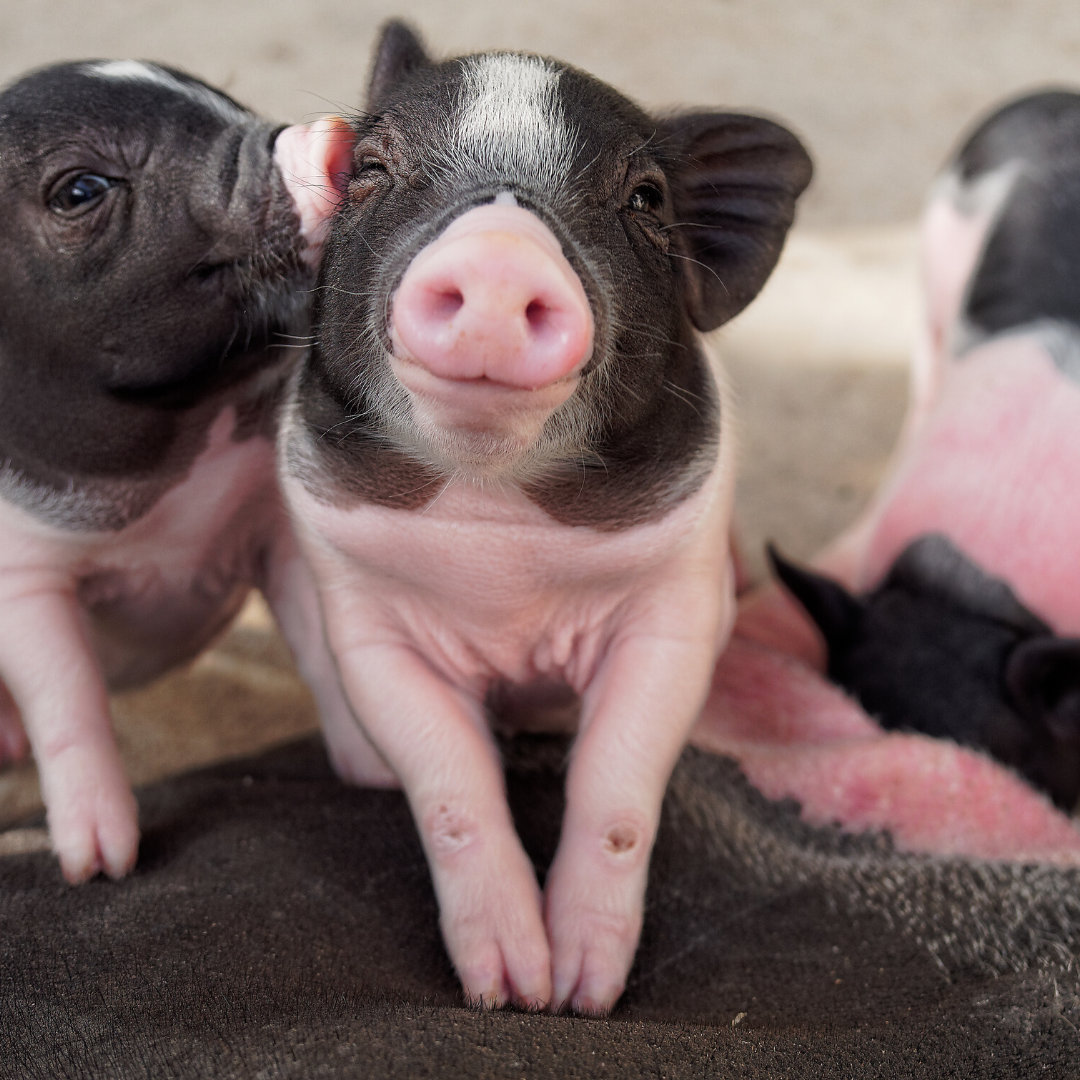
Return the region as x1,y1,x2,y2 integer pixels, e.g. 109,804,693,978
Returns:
278,21,812,1013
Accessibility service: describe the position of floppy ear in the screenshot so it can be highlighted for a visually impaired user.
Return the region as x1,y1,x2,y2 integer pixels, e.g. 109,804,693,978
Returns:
367,20,431,110
273,118,356,265
767,544,863,657
1005,636,1080,743
658,112,813,331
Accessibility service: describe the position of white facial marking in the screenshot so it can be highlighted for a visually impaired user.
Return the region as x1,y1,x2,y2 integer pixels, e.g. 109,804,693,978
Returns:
493,191,519,207
451,54,576,191
81,61,248,124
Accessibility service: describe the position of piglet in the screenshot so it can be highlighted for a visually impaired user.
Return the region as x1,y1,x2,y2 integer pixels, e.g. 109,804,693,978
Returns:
770,535,1080,809
693,90,1080,864
0,61,356,884
276,21,812,1013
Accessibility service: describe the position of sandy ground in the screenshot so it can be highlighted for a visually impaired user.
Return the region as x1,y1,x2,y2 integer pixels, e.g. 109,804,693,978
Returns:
1,0,1038,824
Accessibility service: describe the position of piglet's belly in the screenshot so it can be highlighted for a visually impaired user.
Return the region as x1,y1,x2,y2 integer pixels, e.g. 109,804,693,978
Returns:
863,337,1080,632
0,411,279,689
318,540,669,696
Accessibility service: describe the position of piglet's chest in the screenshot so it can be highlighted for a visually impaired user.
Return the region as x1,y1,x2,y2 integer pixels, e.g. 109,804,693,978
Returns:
866,336,1080,630
0,408,276,623
299,476,725,687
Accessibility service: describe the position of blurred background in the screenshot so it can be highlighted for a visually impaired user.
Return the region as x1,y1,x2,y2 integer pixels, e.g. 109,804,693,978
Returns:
3,0,1077,568
4,0,1077,224
2,0,1078,828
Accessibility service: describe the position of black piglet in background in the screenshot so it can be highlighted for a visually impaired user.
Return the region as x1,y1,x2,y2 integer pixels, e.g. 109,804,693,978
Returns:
771,534,1080,809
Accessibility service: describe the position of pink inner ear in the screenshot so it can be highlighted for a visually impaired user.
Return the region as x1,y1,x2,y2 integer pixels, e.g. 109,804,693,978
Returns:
690,612,1080,867
273,117,356,266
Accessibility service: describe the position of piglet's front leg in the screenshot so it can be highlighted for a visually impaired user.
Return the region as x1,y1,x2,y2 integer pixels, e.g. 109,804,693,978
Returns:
544,599,726,1014
331,639,553,1009
0,583,137,881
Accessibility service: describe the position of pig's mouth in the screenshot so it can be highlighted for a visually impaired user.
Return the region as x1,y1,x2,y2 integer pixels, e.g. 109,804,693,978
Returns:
384,346,586,474
387,347,581,407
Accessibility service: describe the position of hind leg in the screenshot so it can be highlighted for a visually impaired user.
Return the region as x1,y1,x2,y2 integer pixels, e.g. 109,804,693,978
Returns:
261,523,399,788
0,677,28,763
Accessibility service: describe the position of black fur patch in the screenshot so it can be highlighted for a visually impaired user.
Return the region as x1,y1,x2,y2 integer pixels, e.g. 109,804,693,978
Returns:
771,535,1080,810
293,22,810,529
954,91,1080,350
0,62,311,529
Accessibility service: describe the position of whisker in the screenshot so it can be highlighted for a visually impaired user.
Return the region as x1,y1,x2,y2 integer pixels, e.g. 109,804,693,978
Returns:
668,251,728,292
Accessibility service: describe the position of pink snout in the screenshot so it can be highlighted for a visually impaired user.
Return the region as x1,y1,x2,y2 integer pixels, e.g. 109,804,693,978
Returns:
390,202,594,391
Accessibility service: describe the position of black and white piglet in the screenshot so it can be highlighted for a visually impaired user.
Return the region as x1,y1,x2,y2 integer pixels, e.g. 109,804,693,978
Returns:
276,22,812,1013
771,535,1080,809
0,61,357,883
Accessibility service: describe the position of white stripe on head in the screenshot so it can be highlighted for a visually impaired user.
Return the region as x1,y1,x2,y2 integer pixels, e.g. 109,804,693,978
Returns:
449,54,576,191
81,61,248,124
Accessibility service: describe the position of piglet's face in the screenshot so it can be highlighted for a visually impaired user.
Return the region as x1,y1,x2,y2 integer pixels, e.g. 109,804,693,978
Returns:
0,62,307,522
286,23,812,520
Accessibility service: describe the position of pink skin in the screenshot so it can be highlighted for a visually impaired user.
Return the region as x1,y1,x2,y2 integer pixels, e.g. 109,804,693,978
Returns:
0,406,365,883
390,202,594,391
691,187,1080,865
279,166,737,1012
0,409,274,881
0,679,28,761
286,469,735,1014
692,637,1080,864
271,117,355,268
388,202,595,468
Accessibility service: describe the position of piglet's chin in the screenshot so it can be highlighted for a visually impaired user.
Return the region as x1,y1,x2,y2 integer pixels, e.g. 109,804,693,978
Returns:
387,346,579,467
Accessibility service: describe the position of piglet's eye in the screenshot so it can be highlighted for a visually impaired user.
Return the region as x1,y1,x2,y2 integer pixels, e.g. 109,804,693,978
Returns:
357,158,389,176
48,173,116,215
627,183,663,213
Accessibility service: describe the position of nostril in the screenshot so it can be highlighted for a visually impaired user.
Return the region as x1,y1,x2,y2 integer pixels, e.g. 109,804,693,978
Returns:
426,288,464,322
525,299,550,334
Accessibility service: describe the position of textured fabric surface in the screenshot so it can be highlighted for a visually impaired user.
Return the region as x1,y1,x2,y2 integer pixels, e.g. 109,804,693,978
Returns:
3,735,1077,1078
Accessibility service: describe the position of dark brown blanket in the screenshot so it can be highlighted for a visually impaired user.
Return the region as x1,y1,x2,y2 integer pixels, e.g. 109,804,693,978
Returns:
3,734,1077,1078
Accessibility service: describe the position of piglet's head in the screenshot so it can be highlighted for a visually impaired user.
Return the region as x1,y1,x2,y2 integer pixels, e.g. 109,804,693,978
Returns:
0,62,314,528
283,22,812,521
